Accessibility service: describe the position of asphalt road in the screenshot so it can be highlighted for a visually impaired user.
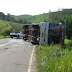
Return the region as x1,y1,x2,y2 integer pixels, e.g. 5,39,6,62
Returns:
0,38,36,72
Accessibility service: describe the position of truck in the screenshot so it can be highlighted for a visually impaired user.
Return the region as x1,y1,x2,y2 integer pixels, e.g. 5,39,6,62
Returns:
23,22,65,45
10,31,23,39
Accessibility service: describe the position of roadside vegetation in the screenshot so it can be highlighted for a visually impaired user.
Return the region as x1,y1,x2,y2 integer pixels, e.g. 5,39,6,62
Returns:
0,20,12,36
0,20,24,39
36,39,72,72
65,39,72,46
0,36,10,39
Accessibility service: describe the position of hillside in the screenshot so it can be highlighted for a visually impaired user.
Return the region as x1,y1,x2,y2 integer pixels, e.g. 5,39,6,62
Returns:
33,13,48,23
11,13,48,23
11,9,72,23
9,22,24,32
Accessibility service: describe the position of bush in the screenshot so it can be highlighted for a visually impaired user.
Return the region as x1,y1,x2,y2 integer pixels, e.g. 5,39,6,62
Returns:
0,26,12,36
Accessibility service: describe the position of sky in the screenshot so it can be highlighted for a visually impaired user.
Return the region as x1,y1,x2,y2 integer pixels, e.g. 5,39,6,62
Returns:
0,0,72,15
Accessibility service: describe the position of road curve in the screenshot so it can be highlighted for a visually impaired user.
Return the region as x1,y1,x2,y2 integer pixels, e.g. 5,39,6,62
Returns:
0,38,36,72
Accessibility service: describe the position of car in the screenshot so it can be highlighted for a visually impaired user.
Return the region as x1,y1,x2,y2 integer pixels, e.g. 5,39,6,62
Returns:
10,31,23,39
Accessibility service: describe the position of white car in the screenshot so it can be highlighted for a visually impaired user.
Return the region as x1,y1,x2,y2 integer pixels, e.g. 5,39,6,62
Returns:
10,31,23,38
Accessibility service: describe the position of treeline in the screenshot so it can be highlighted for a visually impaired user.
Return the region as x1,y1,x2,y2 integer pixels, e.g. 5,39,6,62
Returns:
0,12,31,24
0,12,15,22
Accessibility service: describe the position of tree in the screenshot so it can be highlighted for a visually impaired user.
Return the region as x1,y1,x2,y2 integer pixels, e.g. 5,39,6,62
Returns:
6,13,11,21
61,15,72,39
0,12,5,20
18,19,23,23
66,15,72,39
6,13,16,22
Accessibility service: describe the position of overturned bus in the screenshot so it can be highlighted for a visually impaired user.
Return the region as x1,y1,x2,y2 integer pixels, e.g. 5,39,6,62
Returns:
23,22,65,45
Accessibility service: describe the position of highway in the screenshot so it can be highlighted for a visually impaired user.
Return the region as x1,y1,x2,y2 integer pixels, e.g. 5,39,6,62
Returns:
0,38,36,72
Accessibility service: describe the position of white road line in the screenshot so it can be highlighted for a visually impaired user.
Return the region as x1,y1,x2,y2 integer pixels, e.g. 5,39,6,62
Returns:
28,46,35,72
0,42,13,47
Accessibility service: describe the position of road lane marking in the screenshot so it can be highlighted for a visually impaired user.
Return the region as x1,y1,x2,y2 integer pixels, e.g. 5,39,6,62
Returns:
28,46,35,72
0,42,13,47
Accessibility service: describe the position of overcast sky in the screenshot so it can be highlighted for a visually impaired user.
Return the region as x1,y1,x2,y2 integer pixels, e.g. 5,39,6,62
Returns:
0,0,72,15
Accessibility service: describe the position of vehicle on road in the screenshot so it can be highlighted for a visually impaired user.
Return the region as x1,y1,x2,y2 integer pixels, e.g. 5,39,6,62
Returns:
10,31,23,39
23,22,65,45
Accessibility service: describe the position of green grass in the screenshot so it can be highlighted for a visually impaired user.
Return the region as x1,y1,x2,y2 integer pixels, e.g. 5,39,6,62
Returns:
36,39,72,72
65,39,72,46
6,36,10,38
0,36,4,39
0,36,10,39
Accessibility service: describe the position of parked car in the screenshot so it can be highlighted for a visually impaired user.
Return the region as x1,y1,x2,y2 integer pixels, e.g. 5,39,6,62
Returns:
10,31,23,39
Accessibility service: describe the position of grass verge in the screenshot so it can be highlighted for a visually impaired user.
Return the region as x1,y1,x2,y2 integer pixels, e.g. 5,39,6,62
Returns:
65,39,72,46
36,39,72,72
0,36,10,39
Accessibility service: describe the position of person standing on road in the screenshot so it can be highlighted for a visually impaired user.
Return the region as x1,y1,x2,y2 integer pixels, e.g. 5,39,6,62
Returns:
4,32,6,38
